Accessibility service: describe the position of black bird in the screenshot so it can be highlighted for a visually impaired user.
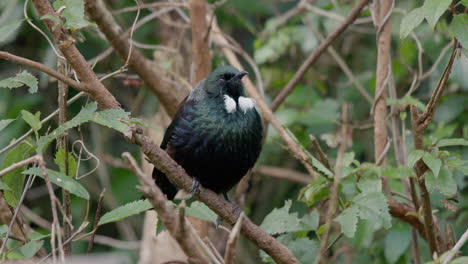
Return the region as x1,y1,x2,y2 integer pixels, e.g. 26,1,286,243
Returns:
152,66,263,201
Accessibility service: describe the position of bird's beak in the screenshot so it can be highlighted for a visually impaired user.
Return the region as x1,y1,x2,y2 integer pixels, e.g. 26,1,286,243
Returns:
230,71,248,82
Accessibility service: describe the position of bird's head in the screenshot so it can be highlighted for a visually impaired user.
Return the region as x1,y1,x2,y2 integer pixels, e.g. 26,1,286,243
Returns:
205,66,248,99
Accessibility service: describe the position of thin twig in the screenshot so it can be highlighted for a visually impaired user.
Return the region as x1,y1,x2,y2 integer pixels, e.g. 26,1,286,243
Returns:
271,0,370,111
442,228,468,264
87,189,105,254
224,213,244,264
317,104,351,263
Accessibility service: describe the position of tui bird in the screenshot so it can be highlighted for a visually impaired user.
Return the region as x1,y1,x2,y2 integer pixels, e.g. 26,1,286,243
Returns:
152,66,263,201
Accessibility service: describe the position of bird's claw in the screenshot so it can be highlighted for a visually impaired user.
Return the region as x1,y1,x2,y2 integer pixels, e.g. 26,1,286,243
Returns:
174,179,201,201
216,193,242,229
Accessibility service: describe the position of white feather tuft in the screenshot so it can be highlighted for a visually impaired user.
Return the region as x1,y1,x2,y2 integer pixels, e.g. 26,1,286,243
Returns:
224,95,237,113
238,96,256,114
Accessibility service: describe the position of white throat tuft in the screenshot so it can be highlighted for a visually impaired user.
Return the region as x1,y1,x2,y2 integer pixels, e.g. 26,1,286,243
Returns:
238,96,256,114
223,95,237,114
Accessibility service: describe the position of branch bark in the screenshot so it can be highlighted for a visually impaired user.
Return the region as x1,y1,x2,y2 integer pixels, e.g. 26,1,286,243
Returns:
84,0,185,116
189,0,211,84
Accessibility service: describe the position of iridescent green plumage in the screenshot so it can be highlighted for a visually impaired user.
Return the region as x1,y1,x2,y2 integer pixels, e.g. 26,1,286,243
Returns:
152,66,263,199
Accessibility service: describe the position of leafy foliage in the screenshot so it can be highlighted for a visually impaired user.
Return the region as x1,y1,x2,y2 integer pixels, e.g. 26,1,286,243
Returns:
22,168,90,200
0,20,23,44
53,0,94,31
54,148,77,177
0,71,38,93
0,119,15,132
335,192,391,238
98,199,153,226
1,141,34,207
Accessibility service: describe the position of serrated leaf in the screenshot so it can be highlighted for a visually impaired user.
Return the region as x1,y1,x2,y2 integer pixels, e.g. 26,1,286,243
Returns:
384,225,411,264
54,149,77,177
98,199,153,226
27,231,50,241
36,103,97,153
408,149,425,168
16,71,38,93
185,201,217,222
1,142,34,207
93,108,130,133
0,71,38,93
450,14,468,49
437,167,457,197
285,237,318,264
400,7,425,39
22,168,89,200
260,200,319,235
423,152,442,178
0,119,15,132
285,128,333,177
353,192,392,229
438,138,468,147
0,20,23,44
299,177,330,206
335,206,359,238
21,110,41,132
423,0,452,29
59,0,94,31
19,240,44,259
357,176,382,193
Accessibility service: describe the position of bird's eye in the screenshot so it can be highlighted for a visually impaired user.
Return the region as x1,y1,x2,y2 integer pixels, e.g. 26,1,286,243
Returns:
220,73,233,81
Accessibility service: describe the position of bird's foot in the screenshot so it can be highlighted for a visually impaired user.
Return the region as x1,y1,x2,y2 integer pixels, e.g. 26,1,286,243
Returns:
216,193,242,229
175,179,201,201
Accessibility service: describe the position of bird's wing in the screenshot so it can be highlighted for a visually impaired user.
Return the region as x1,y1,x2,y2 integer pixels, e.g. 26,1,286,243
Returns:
152,80,204,199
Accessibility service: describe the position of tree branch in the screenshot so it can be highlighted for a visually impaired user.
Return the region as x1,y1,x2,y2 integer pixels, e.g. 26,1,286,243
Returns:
189,0,212,84
271,0,369,111
0,51,86,92
84,0,186,116
122,153,211,264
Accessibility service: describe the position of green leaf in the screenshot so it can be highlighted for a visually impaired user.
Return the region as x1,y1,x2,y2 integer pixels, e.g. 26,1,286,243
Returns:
450,14,468,49
0,181,11,191
387,96,425,111
336,192,392,238
285,128,333,177
0,71,38,93
437,167,457,197
423,152,442,178
342,152,355,167
260,234,318,264
299,177,330,206
260,200,319,235
59,0,94,31
0,20,23,44
54,149,77,177
285,237,318,264
22,168,89,200
383,166,414,179
384,225,411,264
36,102,97,153
335,206,359,238
98,199,152,226
423,0,452,29
185,201,217,222
1,142,34,207
0,224,9,237
0,119,15,132
93,108,130,133
21,110,41,132
19,240,44,259
438,138,468,147
408,149,425,168
357,175,382,193
400,7,425,39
